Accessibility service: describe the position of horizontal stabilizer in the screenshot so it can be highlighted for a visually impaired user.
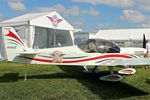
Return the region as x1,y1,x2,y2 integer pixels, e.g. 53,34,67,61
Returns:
19,49,39,55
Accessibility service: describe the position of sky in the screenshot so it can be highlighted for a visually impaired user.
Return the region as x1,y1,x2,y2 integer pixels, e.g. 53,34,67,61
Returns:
0,0,150,32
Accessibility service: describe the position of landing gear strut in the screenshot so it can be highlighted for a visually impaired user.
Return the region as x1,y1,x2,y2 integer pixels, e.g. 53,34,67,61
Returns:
109,66,114,75
83,65,100,73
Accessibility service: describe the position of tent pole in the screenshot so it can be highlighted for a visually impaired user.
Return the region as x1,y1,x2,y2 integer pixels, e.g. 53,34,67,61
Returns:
54,29,56,47
29,25,32,48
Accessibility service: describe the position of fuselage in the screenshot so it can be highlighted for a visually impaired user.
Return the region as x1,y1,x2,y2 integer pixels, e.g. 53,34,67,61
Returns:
15,45,133,66
2,27,144,66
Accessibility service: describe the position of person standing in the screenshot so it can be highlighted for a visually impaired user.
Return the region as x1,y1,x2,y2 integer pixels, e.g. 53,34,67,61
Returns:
145,40,150,68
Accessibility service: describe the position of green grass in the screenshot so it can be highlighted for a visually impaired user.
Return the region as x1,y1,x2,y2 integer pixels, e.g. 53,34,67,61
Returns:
0,61,150,100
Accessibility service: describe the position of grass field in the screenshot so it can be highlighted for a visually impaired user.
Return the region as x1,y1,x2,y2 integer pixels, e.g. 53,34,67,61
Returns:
0,61,150,100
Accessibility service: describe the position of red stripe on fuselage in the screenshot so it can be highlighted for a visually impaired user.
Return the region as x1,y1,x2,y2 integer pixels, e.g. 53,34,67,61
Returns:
27,54,132,63
63,54,132,63
31,57,53,63
5,31,24,46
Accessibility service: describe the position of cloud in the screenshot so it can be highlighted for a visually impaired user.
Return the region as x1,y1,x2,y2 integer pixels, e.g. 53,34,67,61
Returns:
120,9,150,28
140,16,150,28
140,23,150,28
82,8,99,16
34,4,100,17
72,0,150,11
72,19,86,29
72,0,135,8
0,13,7,22
0,13,3,21
98,24,122,29
8,0,26,12
135,0,150,11
120,10,146,23
35,4,79,16
0,13,3,17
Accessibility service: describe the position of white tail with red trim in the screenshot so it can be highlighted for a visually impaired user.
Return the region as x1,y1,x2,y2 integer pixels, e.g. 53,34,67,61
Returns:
2,27,27,61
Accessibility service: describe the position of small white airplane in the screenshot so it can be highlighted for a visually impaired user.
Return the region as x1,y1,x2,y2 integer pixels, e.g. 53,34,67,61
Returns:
0,12,150,82
2,26,150,82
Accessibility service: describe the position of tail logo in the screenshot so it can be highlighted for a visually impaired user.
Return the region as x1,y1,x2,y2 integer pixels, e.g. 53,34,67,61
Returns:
5,30,25,46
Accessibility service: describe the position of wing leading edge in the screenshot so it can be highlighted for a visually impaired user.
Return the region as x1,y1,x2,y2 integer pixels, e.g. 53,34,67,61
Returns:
104,58,150,66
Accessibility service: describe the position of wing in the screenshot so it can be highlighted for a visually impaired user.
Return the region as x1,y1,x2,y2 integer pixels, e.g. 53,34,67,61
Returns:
104,58,150,66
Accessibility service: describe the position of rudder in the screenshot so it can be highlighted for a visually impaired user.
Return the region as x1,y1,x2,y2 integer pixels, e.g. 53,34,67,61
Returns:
2,27,27,61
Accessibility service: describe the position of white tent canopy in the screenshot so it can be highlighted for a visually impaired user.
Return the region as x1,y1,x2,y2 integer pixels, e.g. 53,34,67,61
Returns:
95,29,150,40
0,11,74,48
0,11,74,60
0,11,74,30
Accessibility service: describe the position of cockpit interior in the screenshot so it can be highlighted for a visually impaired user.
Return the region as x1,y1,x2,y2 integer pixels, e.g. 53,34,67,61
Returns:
78,39,120,53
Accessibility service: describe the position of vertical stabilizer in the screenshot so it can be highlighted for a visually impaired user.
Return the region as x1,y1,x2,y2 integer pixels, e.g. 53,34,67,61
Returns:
2,27,27,61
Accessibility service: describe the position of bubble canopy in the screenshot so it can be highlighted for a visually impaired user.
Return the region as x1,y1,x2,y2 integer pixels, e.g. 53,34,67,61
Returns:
77,39,120,53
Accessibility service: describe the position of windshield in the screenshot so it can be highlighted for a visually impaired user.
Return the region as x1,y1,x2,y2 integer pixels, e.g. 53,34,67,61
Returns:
78,39,120,53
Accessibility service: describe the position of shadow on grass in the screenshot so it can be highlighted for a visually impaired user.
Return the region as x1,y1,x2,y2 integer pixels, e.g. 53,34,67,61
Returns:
0,65,148,99
0,73,19,82
58,65,148,99
146,78,150,84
